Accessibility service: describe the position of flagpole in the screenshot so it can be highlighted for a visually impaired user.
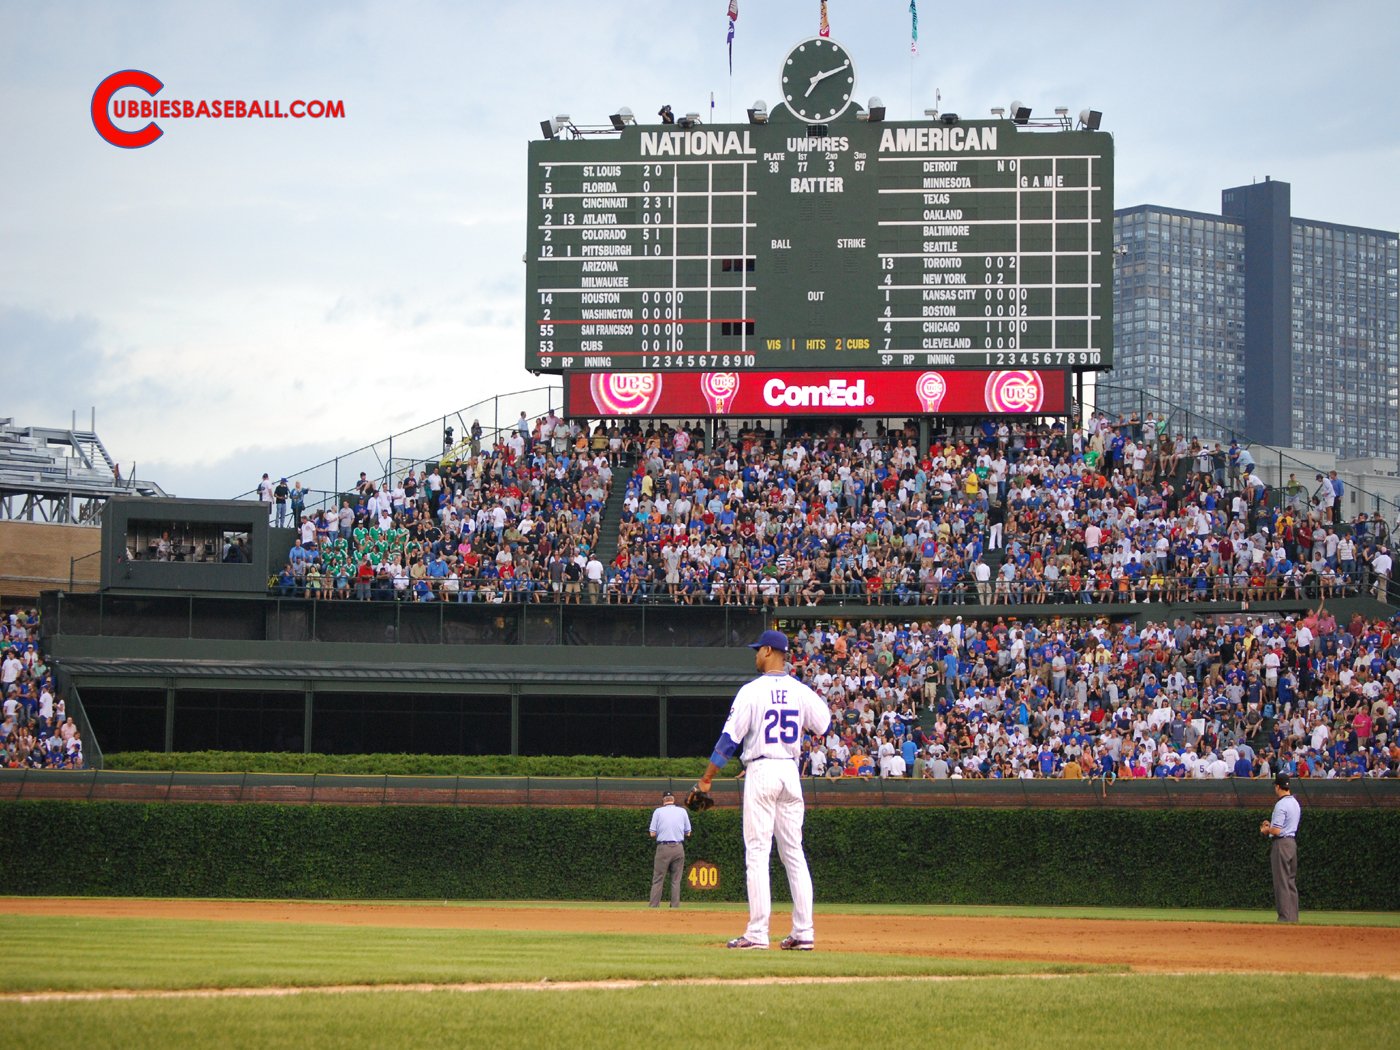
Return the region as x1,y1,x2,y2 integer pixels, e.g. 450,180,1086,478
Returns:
726,2,738,122
909,0,919,118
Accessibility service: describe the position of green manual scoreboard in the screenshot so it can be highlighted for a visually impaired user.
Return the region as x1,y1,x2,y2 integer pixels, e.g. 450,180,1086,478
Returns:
525,37,1113,376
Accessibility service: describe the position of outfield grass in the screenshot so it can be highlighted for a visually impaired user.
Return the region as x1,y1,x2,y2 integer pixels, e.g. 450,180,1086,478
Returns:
1,975,1393,1050
0,916,1109,992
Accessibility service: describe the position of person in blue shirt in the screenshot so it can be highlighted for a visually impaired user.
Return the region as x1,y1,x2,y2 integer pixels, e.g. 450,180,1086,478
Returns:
901,736,917,770
1260,774,1301,922
648,790,692,908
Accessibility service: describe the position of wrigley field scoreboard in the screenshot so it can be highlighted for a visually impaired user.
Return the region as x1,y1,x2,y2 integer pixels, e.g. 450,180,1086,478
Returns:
525,36,1113,390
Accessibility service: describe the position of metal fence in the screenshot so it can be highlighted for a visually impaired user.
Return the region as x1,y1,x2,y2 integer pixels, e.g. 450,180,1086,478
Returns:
45,591,764,647
2,770,1394,809
1091,381,1400,521
229,385,563,518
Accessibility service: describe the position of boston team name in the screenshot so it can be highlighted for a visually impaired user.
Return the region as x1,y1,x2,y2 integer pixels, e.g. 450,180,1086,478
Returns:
640,130,757,156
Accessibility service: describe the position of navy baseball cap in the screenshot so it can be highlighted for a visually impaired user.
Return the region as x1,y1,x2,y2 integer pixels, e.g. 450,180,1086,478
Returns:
749,629,789,652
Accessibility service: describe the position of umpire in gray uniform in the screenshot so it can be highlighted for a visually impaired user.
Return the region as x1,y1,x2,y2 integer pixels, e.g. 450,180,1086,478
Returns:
648,790,692,908
1259,773,1302,922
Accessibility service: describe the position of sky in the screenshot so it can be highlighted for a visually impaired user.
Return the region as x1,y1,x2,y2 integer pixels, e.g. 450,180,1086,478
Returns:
2,0,1398,499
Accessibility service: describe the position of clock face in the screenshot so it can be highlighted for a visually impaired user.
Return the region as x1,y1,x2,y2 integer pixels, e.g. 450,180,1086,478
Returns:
781,37,855,123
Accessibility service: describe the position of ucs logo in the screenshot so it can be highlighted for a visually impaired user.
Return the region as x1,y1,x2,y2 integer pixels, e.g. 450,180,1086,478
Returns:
700,372,739,414
590,373,663,415
984,370,1045,413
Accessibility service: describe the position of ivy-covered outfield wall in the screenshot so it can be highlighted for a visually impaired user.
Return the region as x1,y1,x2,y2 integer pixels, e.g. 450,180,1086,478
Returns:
3,802,1396,911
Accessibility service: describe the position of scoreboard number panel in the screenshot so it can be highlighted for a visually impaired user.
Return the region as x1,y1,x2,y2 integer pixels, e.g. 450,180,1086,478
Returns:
525,41,1113,375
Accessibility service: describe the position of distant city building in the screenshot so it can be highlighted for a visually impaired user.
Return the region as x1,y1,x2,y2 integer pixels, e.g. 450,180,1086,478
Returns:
1105,179,1399,462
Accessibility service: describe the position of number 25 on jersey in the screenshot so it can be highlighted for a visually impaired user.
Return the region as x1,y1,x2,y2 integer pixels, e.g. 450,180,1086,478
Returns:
763,708,800,744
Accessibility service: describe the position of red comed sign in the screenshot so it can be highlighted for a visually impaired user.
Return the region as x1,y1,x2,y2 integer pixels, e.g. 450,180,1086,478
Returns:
568,369,1067,418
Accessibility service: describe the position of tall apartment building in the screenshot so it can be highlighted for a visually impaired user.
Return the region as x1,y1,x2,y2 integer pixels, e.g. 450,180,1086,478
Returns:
1105,179,1399,462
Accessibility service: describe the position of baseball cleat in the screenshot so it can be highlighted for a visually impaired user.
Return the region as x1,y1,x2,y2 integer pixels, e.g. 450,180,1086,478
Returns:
726,936,769,950
779,936,814,951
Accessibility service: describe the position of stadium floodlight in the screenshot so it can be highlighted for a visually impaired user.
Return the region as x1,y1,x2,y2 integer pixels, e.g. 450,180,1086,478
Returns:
941,112,960,125
1078,108,1103,130
1010,101,1031,124
541,114,571,139
1054,106,1070,129
747,100,768,124
609,106,634,130
923,107,939,120
990,107,1005,118
677,112,702,128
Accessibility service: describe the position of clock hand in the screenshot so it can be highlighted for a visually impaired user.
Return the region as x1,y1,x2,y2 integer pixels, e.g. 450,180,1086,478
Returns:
804,60,850,97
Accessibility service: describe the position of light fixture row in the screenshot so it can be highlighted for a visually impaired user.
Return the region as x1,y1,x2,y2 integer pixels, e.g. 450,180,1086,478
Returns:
541,103,1102,137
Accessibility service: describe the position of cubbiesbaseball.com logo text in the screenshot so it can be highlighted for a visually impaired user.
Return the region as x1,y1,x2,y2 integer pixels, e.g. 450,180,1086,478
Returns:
92,69,345,148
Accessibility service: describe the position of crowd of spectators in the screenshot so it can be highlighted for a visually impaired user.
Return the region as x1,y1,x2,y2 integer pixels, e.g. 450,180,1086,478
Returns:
274,411,1400,610
273,409,619,604
781,604,1398,781
608,413,1397,608
1,609,82,769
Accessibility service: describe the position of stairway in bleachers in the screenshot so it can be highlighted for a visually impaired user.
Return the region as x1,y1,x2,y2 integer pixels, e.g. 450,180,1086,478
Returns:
590,459,633,565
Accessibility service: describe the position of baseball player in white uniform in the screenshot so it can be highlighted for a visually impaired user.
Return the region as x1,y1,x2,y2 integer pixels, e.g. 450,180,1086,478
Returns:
695,629,831,950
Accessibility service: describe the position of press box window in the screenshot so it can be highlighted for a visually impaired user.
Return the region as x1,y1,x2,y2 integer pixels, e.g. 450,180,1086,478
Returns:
124,520,252,564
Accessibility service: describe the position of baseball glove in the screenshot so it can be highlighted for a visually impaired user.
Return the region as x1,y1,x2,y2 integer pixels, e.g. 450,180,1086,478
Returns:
685,785,715,812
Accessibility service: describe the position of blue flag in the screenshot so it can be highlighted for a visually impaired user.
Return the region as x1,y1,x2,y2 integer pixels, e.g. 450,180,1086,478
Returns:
727,1,738,75
910,0,919,54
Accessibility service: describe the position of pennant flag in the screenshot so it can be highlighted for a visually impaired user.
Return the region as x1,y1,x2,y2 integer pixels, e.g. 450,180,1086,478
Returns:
726,1,738,74
910,0,919,54
819,1,830,38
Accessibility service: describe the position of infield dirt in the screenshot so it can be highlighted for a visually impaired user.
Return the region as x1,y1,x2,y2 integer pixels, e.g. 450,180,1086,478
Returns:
2,898,1394,977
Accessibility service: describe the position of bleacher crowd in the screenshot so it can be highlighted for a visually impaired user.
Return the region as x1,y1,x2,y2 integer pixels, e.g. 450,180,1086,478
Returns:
272,410,1397,610
1,609,83,769
257,411,1399,779
774,604,1397,780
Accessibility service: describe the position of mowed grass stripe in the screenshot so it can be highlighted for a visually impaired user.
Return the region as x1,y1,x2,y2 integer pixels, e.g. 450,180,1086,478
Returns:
0,916,1109,993
0,975,1393,1050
